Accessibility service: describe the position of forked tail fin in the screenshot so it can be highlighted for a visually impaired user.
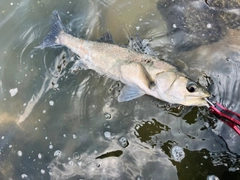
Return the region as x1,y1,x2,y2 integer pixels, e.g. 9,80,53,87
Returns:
38,11,65,49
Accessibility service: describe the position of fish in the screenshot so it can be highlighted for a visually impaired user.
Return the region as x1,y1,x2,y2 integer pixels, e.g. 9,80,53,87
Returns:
39,11,210,106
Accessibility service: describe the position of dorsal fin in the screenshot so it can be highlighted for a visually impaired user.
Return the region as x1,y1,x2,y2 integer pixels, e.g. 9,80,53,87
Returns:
97,32,115,44
128,35,156,56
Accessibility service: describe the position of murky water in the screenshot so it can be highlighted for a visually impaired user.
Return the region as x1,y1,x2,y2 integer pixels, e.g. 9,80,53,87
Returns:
0,0,240,179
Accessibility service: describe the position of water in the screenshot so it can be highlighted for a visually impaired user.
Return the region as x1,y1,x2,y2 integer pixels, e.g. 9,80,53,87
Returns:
0,0,240,179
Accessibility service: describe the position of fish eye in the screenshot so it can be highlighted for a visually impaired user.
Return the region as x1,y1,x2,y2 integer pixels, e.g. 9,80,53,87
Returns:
186,82,198,93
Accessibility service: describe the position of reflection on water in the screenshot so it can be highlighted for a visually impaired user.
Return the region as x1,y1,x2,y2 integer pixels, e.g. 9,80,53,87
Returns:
0,0,240,179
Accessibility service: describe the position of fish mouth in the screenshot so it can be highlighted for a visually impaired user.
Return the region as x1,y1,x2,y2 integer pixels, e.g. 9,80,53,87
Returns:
184,93,210,107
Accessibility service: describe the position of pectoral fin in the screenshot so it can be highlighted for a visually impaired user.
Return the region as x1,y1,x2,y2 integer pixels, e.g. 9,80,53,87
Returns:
138,63,155,89
120,62,156,90
118,85,145,102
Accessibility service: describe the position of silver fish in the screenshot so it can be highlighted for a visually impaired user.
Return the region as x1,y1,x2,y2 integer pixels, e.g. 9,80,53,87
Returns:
40,11,210,106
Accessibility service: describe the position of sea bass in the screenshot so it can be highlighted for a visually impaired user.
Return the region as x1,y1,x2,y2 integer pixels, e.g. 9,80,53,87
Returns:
40,11,210,106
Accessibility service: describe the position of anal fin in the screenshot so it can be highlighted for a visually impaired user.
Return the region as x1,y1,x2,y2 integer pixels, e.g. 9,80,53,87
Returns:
118,85,145,102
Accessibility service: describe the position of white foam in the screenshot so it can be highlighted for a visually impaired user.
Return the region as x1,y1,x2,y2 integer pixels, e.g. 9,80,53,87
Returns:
171,146,185,162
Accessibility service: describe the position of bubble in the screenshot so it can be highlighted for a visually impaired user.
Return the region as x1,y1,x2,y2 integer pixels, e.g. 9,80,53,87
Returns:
104,131,111,139
54,150,61,157
68,161,73,166
203,155,208,159
1,136,4,139
17,150,23,157
49,144,53,149
207,23,212,28
73,152,80,159
72,134,77,139
171,146,185,162
38,153,42,159
43,110,46,114
49,100,54,106
104,113,111,120
136,26,140,31
21,174,28,179
77,161,82,166
40,169,45,174
207,175,219,180
172,24,177,28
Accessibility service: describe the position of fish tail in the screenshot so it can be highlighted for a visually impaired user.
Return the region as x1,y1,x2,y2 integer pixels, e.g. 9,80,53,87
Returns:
38,11,65,49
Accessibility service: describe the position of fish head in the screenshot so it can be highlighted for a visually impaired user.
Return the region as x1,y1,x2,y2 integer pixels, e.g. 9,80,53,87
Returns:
155,71,210,106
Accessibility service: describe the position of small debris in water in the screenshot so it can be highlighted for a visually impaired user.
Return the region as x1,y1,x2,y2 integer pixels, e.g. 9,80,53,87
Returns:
136,26,140,31
171,146,185,162
172,24,177,28
9,88,18,97
95,150,123,159
118,136,129,148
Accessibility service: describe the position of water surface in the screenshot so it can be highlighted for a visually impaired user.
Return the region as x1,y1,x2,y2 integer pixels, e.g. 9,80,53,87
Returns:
0,0,240,179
